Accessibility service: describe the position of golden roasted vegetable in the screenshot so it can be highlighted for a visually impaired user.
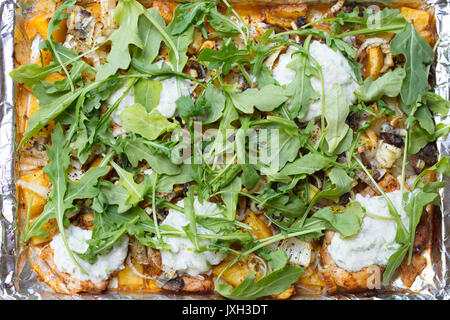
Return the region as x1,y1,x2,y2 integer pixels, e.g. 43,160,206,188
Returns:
30,218,58,245
118,264,146,289
365,47,383,80
244,212,272,240
400,7,433,43
271,285,296,300
212,255,253,288
25,12,67,43
17,169,50,219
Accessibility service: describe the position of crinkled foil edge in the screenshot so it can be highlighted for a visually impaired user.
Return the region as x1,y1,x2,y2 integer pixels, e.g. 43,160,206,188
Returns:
1,0,449,300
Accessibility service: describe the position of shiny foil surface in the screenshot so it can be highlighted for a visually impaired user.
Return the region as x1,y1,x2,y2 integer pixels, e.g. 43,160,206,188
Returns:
0,0,449,300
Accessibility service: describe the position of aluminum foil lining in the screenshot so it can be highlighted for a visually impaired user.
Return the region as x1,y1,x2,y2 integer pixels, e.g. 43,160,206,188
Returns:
1,0,449,300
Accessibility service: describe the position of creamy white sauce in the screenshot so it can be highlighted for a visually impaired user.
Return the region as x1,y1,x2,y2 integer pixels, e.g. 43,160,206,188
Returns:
307,41,360,121
272,46,297,86
328,190,409,272
272,42,360,121
50,224,129,283
108,85,135,127
155,61,192,118
159,197,225,277
108,61,192,122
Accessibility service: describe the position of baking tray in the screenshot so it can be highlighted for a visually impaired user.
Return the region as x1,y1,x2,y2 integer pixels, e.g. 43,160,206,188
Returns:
0,0,449,300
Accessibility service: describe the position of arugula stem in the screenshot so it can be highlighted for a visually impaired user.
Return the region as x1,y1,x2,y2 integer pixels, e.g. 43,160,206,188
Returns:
237,63,253,87
22,194,35,244
336,25,405,38
214,226,324,285
99,150,115,167
353,155,408,240
97,78,136,128
48,40,74,92
221,0,248,46
152,173,161,240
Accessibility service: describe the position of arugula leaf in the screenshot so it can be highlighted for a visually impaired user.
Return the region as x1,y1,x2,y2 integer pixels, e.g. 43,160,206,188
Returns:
39,41,92,91
412,156,450,189
382,244,408,286
24,165,109,241
96,180,133,213
79,207,144,263
311,202,365,238
284,45,320,119
404,190,437,262
203,85,226,124
221,177,242,221
209,7,243,36
311,167,353,204
134,78,162,112
280,153,335,176
19,80,103,148
421,92,450,117
183,187,200,250
10,62,61,87
229,85,288,113
176,95,211,118
169,0,213,36
96,0,144,80
156,164,195,193
390,23,434,105
241,165,259,190
121,104,177,140
409,123,450,154
210,163,242,192
257,248,289,271
336,7,407,38
238,116,301,173
204,98,239,164
324,83,350,153
245,190,306,219
43,124,85,271
66,166,110,201
123,137,180,175
11,41,90,93
111,162,149,206
19,87,80,148
216,265,303,300
356,68,406,101
415,103,435,135
197,217,237,233
166,21,194,73
45,0,78,90
133,8,165,65
198,39,249,75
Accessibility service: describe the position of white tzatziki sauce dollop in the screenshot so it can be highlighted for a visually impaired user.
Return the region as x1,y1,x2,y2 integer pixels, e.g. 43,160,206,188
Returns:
327,190,410,272
50,224,129,283
272,41,360,121
159,197,226,277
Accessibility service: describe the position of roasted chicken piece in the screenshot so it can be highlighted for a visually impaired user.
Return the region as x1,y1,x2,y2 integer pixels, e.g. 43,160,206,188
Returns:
320,231,383,293
35,245,109,294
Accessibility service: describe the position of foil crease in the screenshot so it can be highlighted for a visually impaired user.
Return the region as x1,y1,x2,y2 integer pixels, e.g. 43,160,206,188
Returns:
0,0,449,300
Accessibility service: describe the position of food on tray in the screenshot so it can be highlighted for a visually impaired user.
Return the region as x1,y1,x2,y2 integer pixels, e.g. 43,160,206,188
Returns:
11,0,450,298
